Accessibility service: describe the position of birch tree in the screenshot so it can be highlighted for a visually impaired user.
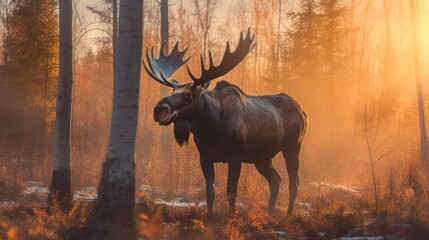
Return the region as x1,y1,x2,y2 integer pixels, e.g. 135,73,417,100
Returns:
47,0,73,212
0,0,10,65
93,0,143,235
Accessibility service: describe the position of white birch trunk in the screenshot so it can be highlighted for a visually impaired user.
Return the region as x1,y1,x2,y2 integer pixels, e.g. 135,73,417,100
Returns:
95,0,143,224
47,0,73,212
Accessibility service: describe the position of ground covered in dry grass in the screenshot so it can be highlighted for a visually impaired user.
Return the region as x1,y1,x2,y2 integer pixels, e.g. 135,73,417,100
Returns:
1,180,429,240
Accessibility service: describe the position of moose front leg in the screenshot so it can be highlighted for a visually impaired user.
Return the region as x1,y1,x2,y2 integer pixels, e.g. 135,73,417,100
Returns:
200,156,215,215
227,161,241,212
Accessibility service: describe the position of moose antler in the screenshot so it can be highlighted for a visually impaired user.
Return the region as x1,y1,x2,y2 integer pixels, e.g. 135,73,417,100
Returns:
186,28,256,88
143,41,190,88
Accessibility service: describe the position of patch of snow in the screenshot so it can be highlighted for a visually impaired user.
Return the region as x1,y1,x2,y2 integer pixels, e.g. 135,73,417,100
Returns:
388,224,411,229
0,201,19,208
137,184,153,197
274,231,287,237
138,184,152,192
23,181,49,195
73,187,97,202
236,202,244,207
345,228,367,238
175,190,186,195
297,201,311,208
312,182,359,194
340,237,385,240
27,181,42,186
155,198,206,209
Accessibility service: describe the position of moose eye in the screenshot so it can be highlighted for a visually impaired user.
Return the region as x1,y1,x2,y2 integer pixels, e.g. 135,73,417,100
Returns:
184,92,192,99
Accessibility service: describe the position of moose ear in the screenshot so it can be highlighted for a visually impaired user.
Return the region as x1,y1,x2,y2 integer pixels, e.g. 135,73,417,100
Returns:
202,81,211,89
197,81,210,91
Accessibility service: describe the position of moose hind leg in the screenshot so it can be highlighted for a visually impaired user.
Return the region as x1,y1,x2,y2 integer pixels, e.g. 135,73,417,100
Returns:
200,156,215,214
282,143,300,216
255,160,281,214
227,161,241,212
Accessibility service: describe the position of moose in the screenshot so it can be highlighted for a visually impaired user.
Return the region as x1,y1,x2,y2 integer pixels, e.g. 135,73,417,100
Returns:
143,29,308,216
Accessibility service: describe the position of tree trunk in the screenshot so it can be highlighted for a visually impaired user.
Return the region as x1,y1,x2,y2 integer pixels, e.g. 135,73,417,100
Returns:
47,0,73,213
91,0,143,237
113,0,117,82
160,0,173,189
275,0,281,84
409,0,429,170
253,1,259,86
2,0,9,65
161,0,168,48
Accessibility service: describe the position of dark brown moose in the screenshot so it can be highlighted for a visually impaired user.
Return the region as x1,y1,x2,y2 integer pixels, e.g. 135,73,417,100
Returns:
143,28,308,216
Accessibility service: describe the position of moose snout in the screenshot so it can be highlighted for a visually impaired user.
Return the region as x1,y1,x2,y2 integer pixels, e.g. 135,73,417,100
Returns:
154,103,170,121
154,103,177,125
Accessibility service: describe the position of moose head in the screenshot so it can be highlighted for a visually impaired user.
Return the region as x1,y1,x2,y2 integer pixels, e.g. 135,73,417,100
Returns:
143,28,255,127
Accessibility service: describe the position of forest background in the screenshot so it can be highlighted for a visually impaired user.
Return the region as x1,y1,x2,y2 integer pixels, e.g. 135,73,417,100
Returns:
0,0,428,221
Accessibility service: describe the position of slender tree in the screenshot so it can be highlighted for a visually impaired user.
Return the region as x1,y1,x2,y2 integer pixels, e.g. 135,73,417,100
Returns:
0,0,10,65
193,0,218,61
47,0,73,212
409,0,428,170
93,0,143,237
161,0,168,49
274,0,282,82
251,0,260,83
112,0,117,81
87,0,118,52
159,0,174,189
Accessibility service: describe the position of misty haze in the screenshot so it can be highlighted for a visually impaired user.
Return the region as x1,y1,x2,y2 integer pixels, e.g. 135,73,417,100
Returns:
0,0,428,239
